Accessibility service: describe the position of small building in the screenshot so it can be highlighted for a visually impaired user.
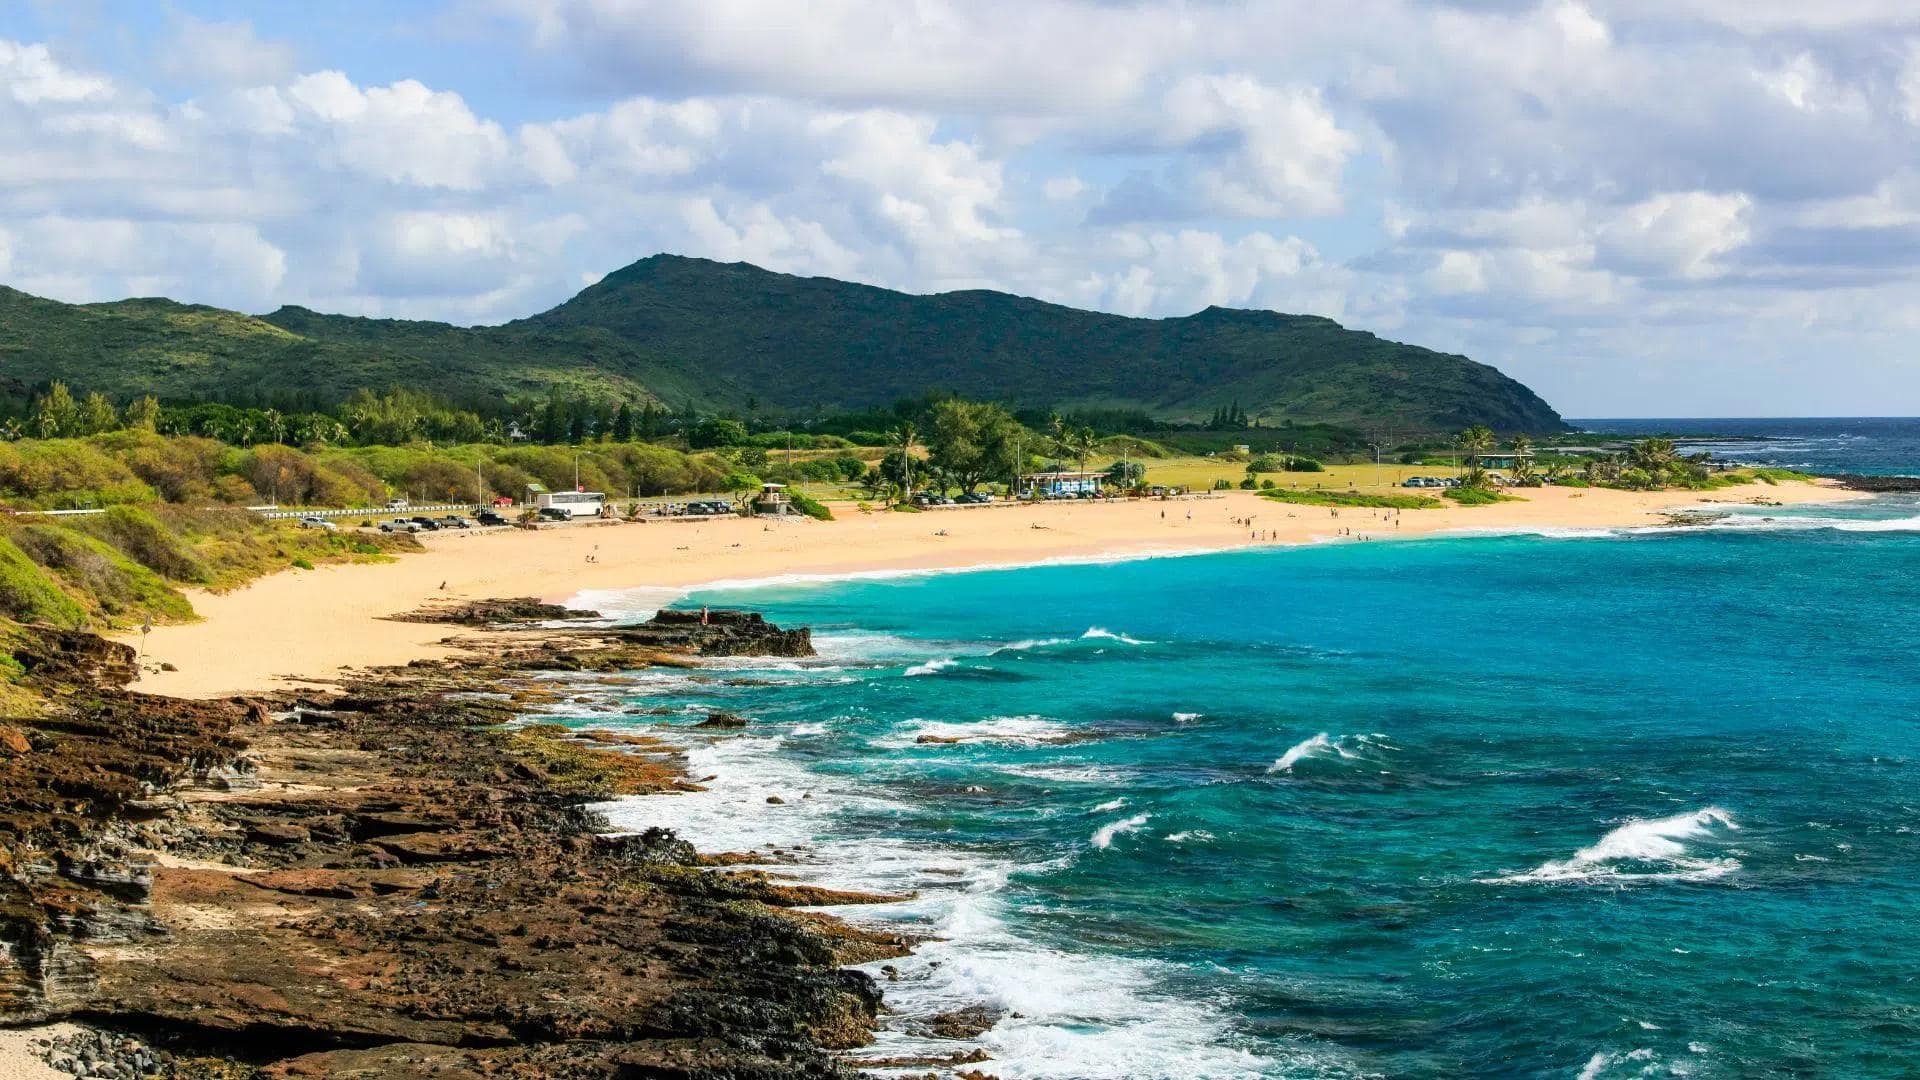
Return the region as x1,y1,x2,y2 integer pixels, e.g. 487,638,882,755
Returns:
1477,451,1535,469
1020,469,1105,496
752,482,792,515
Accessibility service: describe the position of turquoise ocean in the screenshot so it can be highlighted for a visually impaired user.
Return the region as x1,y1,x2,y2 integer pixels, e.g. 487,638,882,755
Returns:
555,419,1920,1079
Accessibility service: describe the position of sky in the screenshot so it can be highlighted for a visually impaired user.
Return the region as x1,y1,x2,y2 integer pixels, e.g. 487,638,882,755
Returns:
3,2,1919,417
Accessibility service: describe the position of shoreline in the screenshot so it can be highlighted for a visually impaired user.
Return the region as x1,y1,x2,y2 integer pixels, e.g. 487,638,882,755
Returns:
0,609,907,1078
116,481,1869,699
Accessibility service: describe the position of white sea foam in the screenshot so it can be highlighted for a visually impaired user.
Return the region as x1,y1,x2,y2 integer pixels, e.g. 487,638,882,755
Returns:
1166,830,1215,844
811,631,934,662
995,762,1131,785
1268,732,1394,773
1091,813,1151,850
996,636,1073,652
1271,733,1337,772
644,544,1237,601
592,691,1300,1079
877,714,1080,749
1172,711,1203,723
1081,627,1153,645
1091,798,1128,813
1485,807,1742,885
904,656,961,676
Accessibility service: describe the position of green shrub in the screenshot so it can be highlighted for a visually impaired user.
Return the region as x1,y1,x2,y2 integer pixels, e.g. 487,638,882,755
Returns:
1284,457,1325,472
785,489,834,521
890,502,923,512
0,536,86,628
1261,489,1442,509
1444,485,1521,506
291,557,315,570
73,505,211,582
8,524,194,624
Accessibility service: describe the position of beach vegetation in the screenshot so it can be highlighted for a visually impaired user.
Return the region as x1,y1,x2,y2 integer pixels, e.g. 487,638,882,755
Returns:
0,536,88,628
1443,486,1521,506
924,400,1024,493
785,488,834,521
1105,460,1146,489
7,525,189,624
1261,489,1443,509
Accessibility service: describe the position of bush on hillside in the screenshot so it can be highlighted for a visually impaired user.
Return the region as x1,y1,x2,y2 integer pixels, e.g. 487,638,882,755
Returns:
74,505,212,582
0,535,86,628
9,524,194,624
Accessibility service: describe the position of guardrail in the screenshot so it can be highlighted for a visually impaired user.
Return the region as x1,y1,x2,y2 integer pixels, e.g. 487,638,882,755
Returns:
255,503,486,521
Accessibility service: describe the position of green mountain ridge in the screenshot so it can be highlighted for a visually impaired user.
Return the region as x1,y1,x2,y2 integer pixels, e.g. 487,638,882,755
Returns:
0,254,1567,431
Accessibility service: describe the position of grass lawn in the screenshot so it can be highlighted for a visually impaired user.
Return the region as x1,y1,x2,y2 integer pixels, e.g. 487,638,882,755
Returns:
1140,456,1468,495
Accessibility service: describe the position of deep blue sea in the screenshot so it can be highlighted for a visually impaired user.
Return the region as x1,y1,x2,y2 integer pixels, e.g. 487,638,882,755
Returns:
1574,416,1920,476
552,420,1920,1079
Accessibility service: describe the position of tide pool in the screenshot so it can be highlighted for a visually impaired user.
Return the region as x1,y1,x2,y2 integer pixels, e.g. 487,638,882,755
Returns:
562,496,1920,1078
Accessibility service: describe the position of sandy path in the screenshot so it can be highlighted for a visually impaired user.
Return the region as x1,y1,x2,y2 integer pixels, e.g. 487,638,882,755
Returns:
116,482,1863,699
0,1024,82,1080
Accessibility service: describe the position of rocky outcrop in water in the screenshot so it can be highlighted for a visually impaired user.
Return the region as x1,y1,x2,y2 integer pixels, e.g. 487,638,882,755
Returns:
389,597,603,625
1827,473,1920,492
0,610,903,1078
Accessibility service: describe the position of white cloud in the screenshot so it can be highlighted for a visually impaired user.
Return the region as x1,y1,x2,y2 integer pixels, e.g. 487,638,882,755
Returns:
281,73,512,190
157,16,298,89
1598,191,1752,280
1043,175,1086,202
1158,76,1357,218
5,0,1920,413
0,41,113,104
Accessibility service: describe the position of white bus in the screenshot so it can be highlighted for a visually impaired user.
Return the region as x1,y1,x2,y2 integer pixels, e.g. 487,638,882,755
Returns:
534,490,606,518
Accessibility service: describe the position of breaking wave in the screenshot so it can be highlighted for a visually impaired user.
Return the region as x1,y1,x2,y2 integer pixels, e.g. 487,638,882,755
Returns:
1091,813,1152,850
1484,807,1743,885
1268,732,1395,774
879,714,1081,748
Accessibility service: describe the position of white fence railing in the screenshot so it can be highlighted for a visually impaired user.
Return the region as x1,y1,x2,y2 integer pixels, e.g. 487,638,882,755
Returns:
255,503,485,521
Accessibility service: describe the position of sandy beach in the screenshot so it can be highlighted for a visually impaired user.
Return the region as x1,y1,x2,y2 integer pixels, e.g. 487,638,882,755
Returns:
116,481,1865,699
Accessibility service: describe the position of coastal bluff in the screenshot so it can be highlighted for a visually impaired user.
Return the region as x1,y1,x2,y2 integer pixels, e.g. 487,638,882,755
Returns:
0,609,899,1078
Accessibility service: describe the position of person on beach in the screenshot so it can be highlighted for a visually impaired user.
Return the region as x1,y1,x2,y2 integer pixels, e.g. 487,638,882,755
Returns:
700,606,709,625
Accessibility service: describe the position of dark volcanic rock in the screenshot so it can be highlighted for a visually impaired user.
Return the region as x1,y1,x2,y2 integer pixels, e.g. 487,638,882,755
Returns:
390,596,602,625
628,609,815,657
1828,473,1920,492
0,606,895,1078
916,1004,1008,1039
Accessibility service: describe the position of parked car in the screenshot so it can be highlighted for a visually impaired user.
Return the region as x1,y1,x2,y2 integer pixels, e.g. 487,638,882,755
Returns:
296,515,338,531
378,519,418,533
475,510,508,526
439,515,473,528
955,492,991,504
536,507,571,522
385,498,410,509
408,516,442,531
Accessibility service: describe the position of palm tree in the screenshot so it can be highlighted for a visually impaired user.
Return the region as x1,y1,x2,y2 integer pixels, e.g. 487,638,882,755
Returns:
1627,438,1677,484
888,422,918,504
1457,425,1496,486
1069,425,1097,479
